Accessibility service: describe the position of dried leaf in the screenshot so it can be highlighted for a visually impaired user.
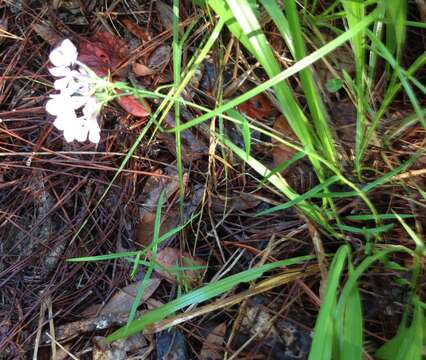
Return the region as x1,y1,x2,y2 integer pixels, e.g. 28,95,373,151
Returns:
156,330,188,360
155,0,174,31
200,322,226,360
103,279,161,315
211,192,260,212
78,31,129,76
133,62,156,77
153,247,206,285
158,112,208,163
32,22,62,46
237,93,276,120
137,208,180,247
272,115,298,172
122,18,151,42
93,334,148,360
148,45,171,71
116,91,151,117
240,301,312,358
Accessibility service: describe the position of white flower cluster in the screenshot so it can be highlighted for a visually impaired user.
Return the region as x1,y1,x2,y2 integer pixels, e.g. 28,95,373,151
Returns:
46,39,101,143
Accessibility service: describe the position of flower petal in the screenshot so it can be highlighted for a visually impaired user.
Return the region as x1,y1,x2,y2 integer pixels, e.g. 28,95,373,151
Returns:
60,39,78,64
46,95,65,115
88,128,100,143
71,95,89,109
49,39,78,67
53,115,68,131
82,97,98,117
48,66,71,77
54,77,72,92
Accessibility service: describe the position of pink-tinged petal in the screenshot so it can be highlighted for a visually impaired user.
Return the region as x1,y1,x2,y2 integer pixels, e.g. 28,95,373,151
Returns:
48,66,70,77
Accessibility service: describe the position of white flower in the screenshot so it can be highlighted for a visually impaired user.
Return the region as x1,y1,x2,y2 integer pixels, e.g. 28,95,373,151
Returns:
46,94,101,143
49,39,78,67
46,39,102,144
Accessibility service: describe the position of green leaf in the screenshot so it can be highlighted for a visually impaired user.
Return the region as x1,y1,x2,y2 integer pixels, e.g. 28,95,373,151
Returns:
335,283,363,360
325,78,343,92
376,297,424,360
309,245,350,360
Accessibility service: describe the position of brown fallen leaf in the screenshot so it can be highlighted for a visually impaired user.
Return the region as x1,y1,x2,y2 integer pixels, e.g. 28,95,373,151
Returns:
78,31,129,77
83,278,161,317
211,191,260,212
272,115,298,173
122,18,151,43
115,91,151,117
152,247,206,286
133,62,156,77
32,22,62,46
93,334,148,360
44,298,160,342
155,0,174,32
137,208,180,248
136,168,188,247
148,44,171,71
238,93,276,120
200,322,226,360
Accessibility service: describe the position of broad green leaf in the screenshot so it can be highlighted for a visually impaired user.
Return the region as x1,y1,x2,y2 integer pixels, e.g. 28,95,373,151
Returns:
309,245,350,360
335,283,363,360
376,297,424,360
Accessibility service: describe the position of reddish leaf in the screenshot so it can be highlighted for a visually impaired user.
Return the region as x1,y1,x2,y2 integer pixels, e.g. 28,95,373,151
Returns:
116,92,151,117
78,31,129,76
237,93,276,120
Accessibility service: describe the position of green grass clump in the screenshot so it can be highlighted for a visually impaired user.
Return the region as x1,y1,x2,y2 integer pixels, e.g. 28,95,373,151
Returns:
72,0,425,358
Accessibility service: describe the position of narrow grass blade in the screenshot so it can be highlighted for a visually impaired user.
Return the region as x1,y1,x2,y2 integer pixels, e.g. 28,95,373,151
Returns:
256,175,340,216
172,6,381,133
223,0,322,176
226,109,251,159
384,0,407,59
393,211,425,255
282,0,338,165
340,0,367,176
127,190,166,326
345,214,415,221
